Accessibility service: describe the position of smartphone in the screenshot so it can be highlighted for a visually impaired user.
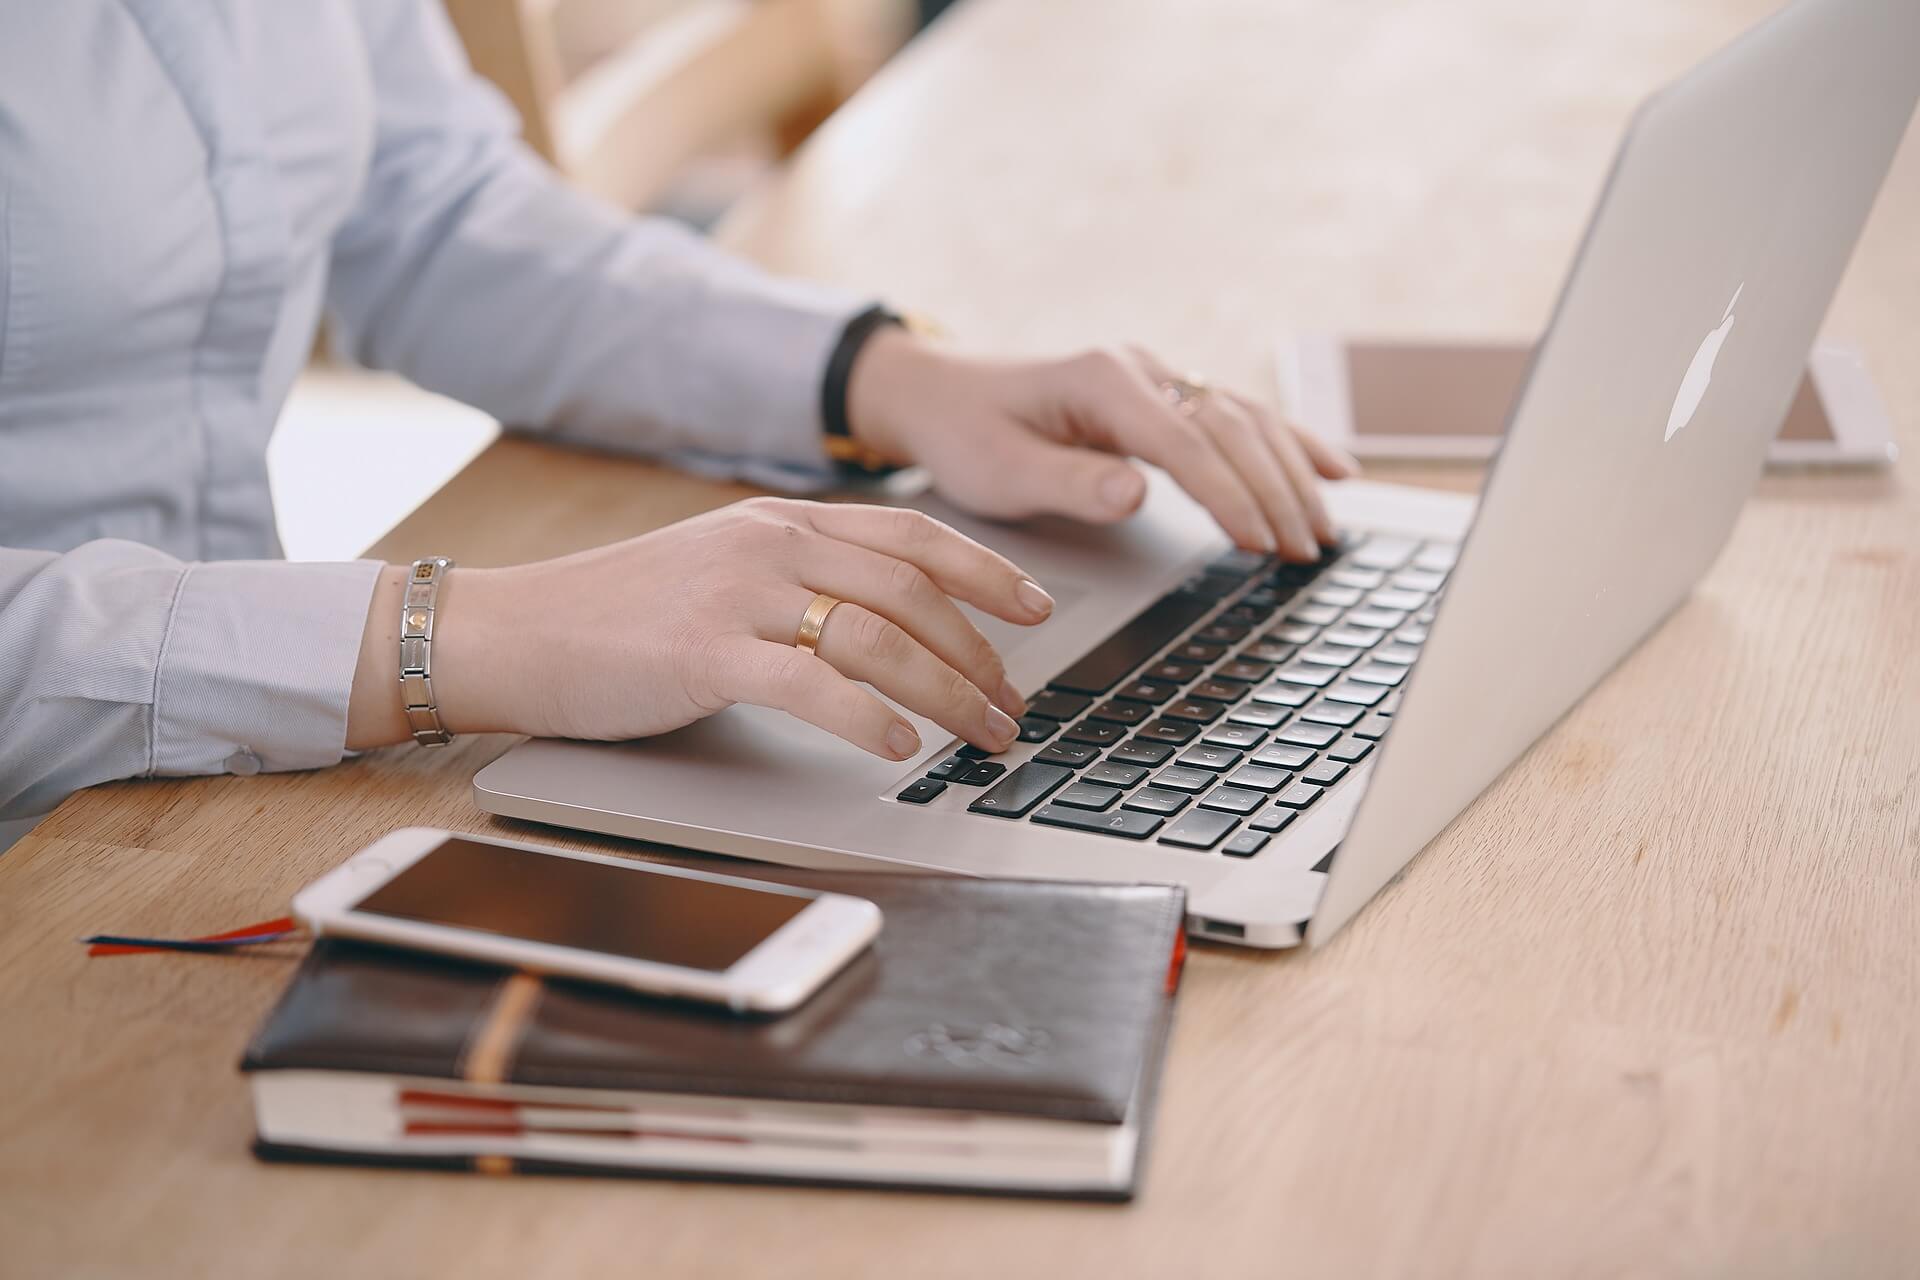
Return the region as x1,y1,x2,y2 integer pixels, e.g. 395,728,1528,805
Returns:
1279,335,1898,467
292,828,882,1013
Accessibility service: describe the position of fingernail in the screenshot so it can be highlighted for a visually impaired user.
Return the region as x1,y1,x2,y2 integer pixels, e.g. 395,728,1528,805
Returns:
1100,468,1144,515
985,706,1020,748
1015,578,1055,618
885,721,921,760
995,678,1028,716
1253,526,1278,554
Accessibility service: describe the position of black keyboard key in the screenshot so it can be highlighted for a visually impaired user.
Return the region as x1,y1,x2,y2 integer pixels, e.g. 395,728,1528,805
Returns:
1123,786,1191,815
1372,643,1421,666
1350,663,1408,687
1226,764,1292,792
1088,698,1153,726
1276,721,1340,748
1031,804,1166,839
1344,607,1406,630
1249,807,1297,833
1177,745,1243,771
1274,662,1337,688
1062,720,1127,748
1109,740,1175,767
1028,689,1093,721
1207,549,1270,577
1188,680,1246,705
1227,702,1291,728
1327,738,1375,764
897,778,947,804
1153,765,1217,793
957,744,993,760
1244,640,1299,664
1180,573,1241,601
1136,718,1200,745
1267,624,1319,646
1368,588,1428,612
1309,585,1363,608
1288,604,1342,626
1214,660,1272,684
1115,680,1179,706
1199,786,1265,815
967,762,1072,817
1174,642,1226,665
1253,743,1316,770
1202,723,1267,751
1145,659,1202,684
1223,830,1270,857
1354,713,1393,739
1302,759,1349,786
1162,699,1224,724
1196,622,1250,645
1326,681,1388,707
1158,809,1239,850
1034,742,1100,769
926,753,969,780
1274,782,1324,809
953,761,1007,786
1300,700,1364,727
1085,762,1149,788
1016,716,1059,743
1053,781,1123,810
1251,681,1315,708
1048,590,1214,694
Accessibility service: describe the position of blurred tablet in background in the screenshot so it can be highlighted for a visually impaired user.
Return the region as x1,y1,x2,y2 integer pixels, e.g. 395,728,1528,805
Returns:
1279,335,1897,468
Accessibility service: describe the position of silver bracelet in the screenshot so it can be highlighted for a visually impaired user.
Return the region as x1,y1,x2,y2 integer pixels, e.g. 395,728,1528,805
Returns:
400,557,455,747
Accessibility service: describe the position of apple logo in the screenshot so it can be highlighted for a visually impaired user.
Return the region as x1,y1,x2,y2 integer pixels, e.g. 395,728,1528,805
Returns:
1665,282,1744,441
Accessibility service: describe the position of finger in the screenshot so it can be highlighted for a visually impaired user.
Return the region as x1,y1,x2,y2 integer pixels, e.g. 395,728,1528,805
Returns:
1283,408,1361,480
796,502,1054,625
760,588,1019,753
1231,393,1339,545
1086,368,1275,553
709,635,924,761
795,531,1027,716
1190,396,1320,561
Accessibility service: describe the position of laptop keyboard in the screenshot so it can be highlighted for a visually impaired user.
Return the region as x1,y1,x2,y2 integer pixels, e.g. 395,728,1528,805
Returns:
894,532,1458,857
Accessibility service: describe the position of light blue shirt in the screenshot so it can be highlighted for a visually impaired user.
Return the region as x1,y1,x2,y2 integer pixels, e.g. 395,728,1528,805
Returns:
0,0,860,821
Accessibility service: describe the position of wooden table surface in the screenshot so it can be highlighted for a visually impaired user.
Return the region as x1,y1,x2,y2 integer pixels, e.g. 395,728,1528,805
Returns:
5,1,1917,1275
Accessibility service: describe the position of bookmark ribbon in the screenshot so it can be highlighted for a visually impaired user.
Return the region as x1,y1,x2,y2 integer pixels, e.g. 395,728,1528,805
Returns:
83,916,299,957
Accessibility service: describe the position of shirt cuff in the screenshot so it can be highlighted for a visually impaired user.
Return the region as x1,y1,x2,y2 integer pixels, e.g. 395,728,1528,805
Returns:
151,559,385,778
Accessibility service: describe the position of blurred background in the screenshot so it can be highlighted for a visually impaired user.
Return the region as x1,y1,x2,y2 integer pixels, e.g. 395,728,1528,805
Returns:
275,0,953,562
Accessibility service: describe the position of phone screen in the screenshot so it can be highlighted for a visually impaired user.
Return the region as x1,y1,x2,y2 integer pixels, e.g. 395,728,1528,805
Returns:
351,838,813,972
1346,341,1835,441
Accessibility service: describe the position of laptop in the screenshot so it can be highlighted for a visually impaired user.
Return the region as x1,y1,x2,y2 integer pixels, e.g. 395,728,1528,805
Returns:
476,0,1918,948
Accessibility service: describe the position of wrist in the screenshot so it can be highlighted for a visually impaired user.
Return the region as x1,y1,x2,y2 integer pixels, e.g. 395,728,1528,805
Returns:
844,324,949,466
344,562,518,748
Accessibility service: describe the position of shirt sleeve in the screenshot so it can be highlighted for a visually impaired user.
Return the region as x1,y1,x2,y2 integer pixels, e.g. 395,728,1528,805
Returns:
326,0,862,488
0,542,382,822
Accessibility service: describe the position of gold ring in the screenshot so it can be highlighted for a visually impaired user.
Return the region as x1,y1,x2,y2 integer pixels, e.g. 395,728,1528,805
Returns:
1159,374,1212,416
794,592,841,654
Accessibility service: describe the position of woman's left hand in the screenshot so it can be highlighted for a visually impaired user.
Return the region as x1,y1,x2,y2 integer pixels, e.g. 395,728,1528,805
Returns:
846,328,1359,562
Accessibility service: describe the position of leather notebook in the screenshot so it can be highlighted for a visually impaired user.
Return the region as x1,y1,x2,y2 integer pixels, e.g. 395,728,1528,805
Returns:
242,870,1188,1199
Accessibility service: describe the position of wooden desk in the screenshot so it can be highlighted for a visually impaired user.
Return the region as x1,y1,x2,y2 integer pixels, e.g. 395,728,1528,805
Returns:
5,0,1916,1273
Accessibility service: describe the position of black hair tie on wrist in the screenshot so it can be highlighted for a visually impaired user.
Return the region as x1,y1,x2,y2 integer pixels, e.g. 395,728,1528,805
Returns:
819,304,906,475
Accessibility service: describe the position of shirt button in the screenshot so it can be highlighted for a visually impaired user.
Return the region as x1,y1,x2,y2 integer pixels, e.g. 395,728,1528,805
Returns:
225,748,263,776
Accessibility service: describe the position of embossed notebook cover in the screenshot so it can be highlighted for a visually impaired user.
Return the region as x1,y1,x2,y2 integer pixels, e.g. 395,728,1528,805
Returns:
242,871,1187,1198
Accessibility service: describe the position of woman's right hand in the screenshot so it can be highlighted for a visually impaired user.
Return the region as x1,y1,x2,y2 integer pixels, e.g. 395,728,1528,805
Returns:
348,498,1055,761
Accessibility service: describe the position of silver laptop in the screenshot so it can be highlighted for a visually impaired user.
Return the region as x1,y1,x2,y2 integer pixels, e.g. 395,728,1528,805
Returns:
477,0,1918,948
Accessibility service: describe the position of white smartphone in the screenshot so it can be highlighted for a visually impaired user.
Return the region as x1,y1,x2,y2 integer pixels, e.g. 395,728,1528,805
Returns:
292,828,882,1013
1279,335,1898,468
